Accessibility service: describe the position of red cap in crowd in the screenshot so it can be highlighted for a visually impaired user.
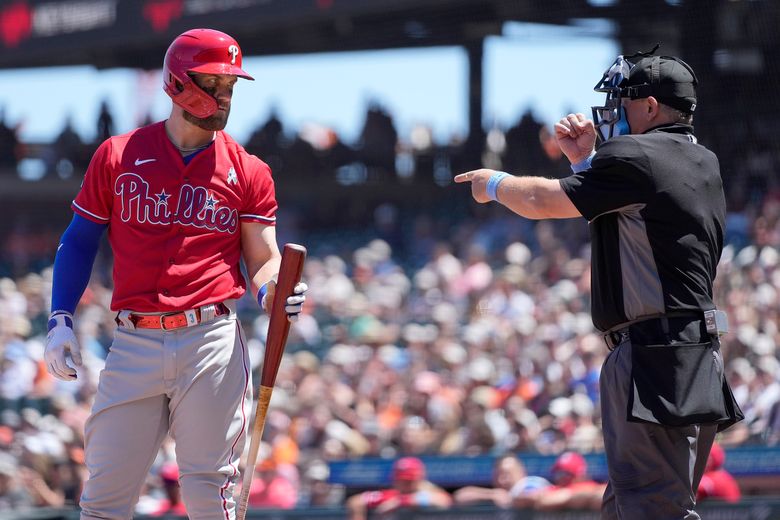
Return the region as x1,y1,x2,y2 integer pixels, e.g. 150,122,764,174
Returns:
551,452,587,479
393,457,426,481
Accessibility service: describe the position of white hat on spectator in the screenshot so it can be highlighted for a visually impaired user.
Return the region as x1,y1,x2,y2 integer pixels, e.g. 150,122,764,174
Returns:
403,323,437,344
752,334,776,356
468,357,495,383
737,324,757,347
305,459,330,481
735,245,757,267
551,280,579,302
515,315,538,336
759,245,779,268
441,342,467,365
414,268,439,291
506,242,532,266
755,283,777,308
756,356,779,375
432,302,458,325
368,239,392,262
326,344,355,366
549,397,573,418
729,357,755,382
463,322,491,345
323,255,347,275
571,394,595,417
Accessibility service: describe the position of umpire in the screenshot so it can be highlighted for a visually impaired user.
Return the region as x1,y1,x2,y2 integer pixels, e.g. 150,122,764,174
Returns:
455,51,743,519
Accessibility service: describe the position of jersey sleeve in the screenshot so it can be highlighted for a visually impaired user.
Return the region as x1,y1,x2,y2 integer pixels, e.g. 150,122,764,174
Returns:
72,139,114,223
240,159,278,225
559,136,655,221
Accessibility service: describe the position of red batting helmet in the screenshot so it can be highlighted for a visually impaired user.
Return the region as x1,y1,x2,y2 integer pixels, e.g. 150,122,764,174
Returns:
163,28,254,118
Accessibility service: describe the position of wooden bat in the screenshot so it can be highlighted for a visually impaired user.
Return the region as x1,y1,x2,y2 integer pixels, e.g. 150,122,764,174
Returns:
236,243,307,520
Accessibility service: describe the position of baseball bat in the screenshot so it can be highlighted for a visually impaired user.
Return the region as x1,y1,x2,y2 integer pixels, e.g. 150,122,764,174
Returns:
236,243,307,520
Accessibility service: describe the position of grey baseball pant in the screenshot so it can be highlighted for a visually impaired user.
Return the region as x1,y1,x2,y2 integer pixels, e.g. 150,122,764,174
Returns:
79,309,251,519
600,339,717,520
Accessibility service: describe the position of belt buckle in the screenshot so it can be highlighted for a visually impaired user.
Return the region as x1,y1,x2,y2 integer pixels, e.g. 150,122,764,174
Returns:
159,313,171,330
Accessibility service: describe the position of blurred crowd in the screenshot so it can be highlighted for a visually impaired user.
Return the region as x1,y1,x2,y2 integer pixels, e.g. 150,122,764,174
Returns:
0,180,777,512
0,97,779,513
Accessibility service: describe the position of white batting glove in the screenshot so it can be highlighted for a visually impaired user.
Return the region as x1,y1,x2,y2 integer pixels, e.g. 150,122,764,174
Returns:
284,282,308,323
259,280,308,323
45,312,82,381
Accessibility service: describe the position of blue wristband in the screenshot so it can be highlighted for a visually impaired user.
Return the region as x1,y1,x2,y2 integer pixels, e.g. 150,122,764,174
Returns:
257,282,269,307
486,171,510,202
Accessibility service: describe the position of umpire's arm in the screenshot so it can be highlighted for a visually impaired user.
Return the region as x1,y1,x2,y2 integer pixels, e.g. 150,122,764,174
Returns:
454,170,581,220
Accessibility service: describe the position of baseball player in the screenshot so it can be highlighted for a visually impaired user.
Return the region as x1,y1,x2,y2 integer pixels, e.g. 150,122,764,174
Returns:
44,28,307,519
456,49,742,519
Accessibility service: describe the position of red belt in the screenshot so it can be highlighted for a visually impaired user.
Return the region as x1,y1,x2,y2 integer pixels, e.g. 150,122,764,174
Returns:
116,303,230,330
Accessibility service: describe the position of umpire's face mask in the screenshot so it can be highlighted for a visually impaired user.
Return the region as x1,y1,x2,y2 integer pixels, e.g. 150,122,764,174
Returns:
592,56,633,142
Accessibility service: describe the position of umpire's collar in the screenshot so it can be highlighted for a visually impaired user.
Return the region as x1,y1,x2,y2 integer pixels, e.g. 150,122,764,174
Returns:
643,122,695,136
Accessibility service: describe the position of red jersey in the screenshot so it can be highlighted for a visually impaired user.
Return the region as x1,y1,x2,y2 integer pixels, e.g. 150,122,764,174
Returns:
73,122,277,312
362,489,401,509
697,470,741,503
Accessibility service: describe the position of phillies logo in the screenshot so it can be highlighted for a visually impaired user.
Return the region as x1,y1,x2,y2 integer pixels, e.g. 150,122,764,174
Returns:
228,44,239,64
115,173,238,233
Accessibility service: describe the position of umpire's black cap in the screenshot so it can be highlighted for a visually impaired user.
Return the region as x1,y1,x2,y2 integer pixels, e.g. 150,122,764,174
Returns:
620,56,698,114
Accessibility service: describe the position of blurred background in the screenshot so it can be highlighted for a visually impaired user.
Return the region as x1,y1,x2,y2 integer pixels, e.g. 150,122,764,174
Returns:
0,0,778,518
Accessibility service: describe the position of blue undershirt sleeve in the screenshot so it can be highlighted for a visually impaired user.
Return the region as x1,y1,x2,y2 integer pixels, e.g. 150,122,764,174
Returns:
51,214,107,315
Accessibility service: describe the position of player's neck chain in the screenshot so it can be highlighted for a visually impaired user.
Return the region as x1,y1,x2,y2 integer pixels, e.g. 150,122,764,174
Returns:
165,126,215,155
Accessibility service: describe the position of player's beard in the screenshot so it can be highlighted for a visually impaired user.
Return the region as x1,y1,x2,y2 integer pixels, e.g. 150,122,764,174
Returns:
184,103,230,131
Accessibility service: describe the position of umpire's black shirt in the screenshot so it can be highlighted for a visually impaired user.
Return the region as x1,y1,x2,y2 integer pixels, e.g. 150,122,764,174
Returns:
560,123,725,332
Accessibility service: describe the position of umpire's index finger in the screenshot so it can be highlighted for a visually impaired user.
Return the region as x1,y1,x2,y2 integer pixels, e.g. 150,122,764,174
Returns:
454,172,473,183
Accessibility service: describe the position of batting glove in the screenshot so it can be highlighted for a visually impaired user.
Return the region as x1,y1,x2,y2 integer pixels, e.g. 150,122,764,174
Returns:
285,282,308,322
45,311,82,381
258,281,308,323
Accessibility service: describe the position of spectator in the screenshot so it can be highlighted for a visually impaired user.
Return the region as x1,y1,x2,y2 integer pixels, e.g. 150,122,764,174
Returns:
357,102,398,178
148,462,187,517
696,443,740,503
50,116,84,177
247,458,298,509
0,107,20,172
95,101,114,143
453,454,550,508
346,457,451,519
0,454,33,511
519,451,605,511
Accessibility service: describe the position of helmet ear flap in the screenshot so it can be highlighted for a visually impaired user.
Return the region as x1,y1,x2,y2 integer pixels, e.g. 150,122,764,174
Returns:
163,75,218,119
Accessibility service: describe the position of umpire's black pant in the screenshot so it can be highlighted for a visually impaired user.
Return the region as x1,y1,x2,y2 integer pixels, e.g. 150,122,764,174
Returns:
600,339,717,520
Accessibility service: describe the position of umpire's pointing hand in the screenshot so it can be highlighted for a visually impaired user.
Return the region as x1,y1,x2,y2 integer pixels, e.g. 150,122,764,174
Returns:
45,312,82,382
454,169,497,204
